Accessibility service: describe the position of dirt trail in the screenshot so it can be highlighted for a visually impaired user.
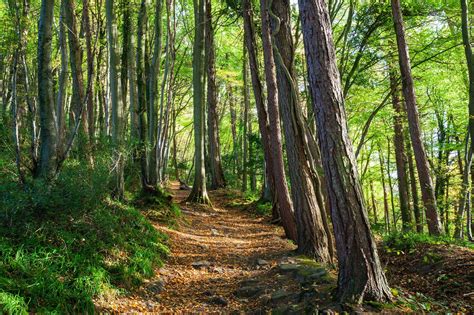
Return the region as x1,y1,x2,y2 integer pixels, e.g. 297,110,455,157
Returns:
98,182,300,313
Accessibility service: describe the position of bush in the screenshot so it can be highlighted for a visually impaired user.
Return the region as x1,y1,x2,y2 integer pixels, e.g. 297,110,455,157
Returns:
0,157,170,313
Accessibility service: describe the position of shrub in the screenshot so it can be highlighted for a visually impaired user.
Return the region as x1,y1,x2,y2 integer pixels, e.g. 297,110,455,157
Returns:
0,156,170,312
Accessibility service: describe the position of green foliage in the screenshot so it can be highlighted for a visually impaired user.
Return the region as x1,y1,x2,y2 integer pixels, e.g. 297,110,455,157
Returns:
0,157,170,313
255,200,272,216
383,231,474,254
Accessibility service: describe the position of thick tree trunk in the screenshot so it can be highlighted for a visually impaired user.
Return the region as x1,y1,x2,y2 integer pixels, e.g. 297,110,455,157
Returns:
390,69,412,231
391,0,442,235
187,0,210,204
36,0,58,180
298,0,392,303
260,0,297,242
205,0,226,190
271,0,330,261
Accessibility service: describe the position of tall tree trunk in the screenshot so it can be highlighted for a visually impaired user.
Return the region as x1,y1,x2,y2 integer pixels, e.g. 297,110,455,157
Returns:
390,68,412,231
461,0,474,162
36,0,58,180
454,137,472,238
379,150,391,233
271,0,330,261
187,0,210,204
229,85,239,176
299,0,392,303
260,0,297,242
148,0,164,186
406,131,422,232
106,0,124,198
64,0,89,149
242,40,250,192
57,0,68,154
82,0,95,145
242,0,276,206
391,0,442,235
137,0,150,190
205,0,225,190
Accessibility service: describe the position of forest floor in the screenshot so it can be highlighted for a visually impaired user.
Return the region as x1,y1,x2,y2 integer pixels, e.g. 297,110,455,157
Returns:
95,182,474,313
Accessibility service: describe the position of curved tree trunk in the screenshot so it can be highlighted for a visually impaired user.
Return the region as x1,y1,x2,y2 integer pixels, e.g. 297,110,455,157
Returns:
298,0,392,303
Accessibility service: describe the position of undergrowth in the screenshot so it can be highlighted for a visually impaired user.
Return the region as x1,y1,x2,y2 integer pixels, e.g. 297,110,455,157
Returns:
0,155,175,313
383,231,474,253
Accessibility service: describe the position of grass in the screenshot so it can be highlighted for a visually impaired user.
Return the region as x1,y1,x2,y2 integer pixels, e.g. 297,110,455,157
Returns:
0,155,175,313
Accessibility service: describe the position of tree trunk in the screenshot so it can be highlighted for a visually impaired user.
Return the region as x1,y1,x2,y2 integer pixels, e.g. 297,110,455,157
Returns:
242,0,276,206
57,0,68,154
64,0,89,148
406,131,422,232
454,138,472,239
205,0,226,190
391,0,442,235
136,0,150,190
82,0,95,144
271,0,330,261
379,150,391,233
148,0,164,186
242,41,250,192
299,0,392,303
187,0,210,204
36,0,58,180
260,0,297,242
106,0,124,198
390,68,412,231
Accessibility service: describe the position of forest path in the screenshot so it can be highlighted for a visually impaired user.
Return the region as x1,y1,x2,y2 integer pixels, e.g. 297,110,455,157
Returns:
100,182,308,313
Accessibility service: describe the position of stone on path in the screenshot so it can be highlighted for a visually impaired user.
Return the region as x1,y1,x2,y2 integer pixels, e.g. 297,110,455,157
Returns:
191,260,211,269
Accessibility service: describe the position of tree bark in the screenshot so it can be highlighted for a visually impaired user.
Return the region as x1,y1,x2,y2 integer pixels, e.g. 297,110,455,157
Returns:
271,0,331,261
391,0,442,235
298,0,392,303
137,0,150,191
242,40,250,192
260,0,297,242
36,0,58,180
205,0,226,190
106,0,124,198
64,0,89,145
242,0,276,206
187,0,210,204
390,69,412,231
148,0,164,186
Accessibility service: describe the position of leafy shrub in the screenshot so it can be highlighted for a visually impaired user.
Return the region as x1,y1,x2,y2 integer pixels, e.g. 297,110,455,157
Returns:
0,157,170,313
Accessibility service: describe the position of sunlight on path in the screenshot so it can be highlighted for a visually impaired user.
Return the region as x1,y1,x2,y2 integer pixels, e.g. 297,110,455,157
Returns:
97,182,296,312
